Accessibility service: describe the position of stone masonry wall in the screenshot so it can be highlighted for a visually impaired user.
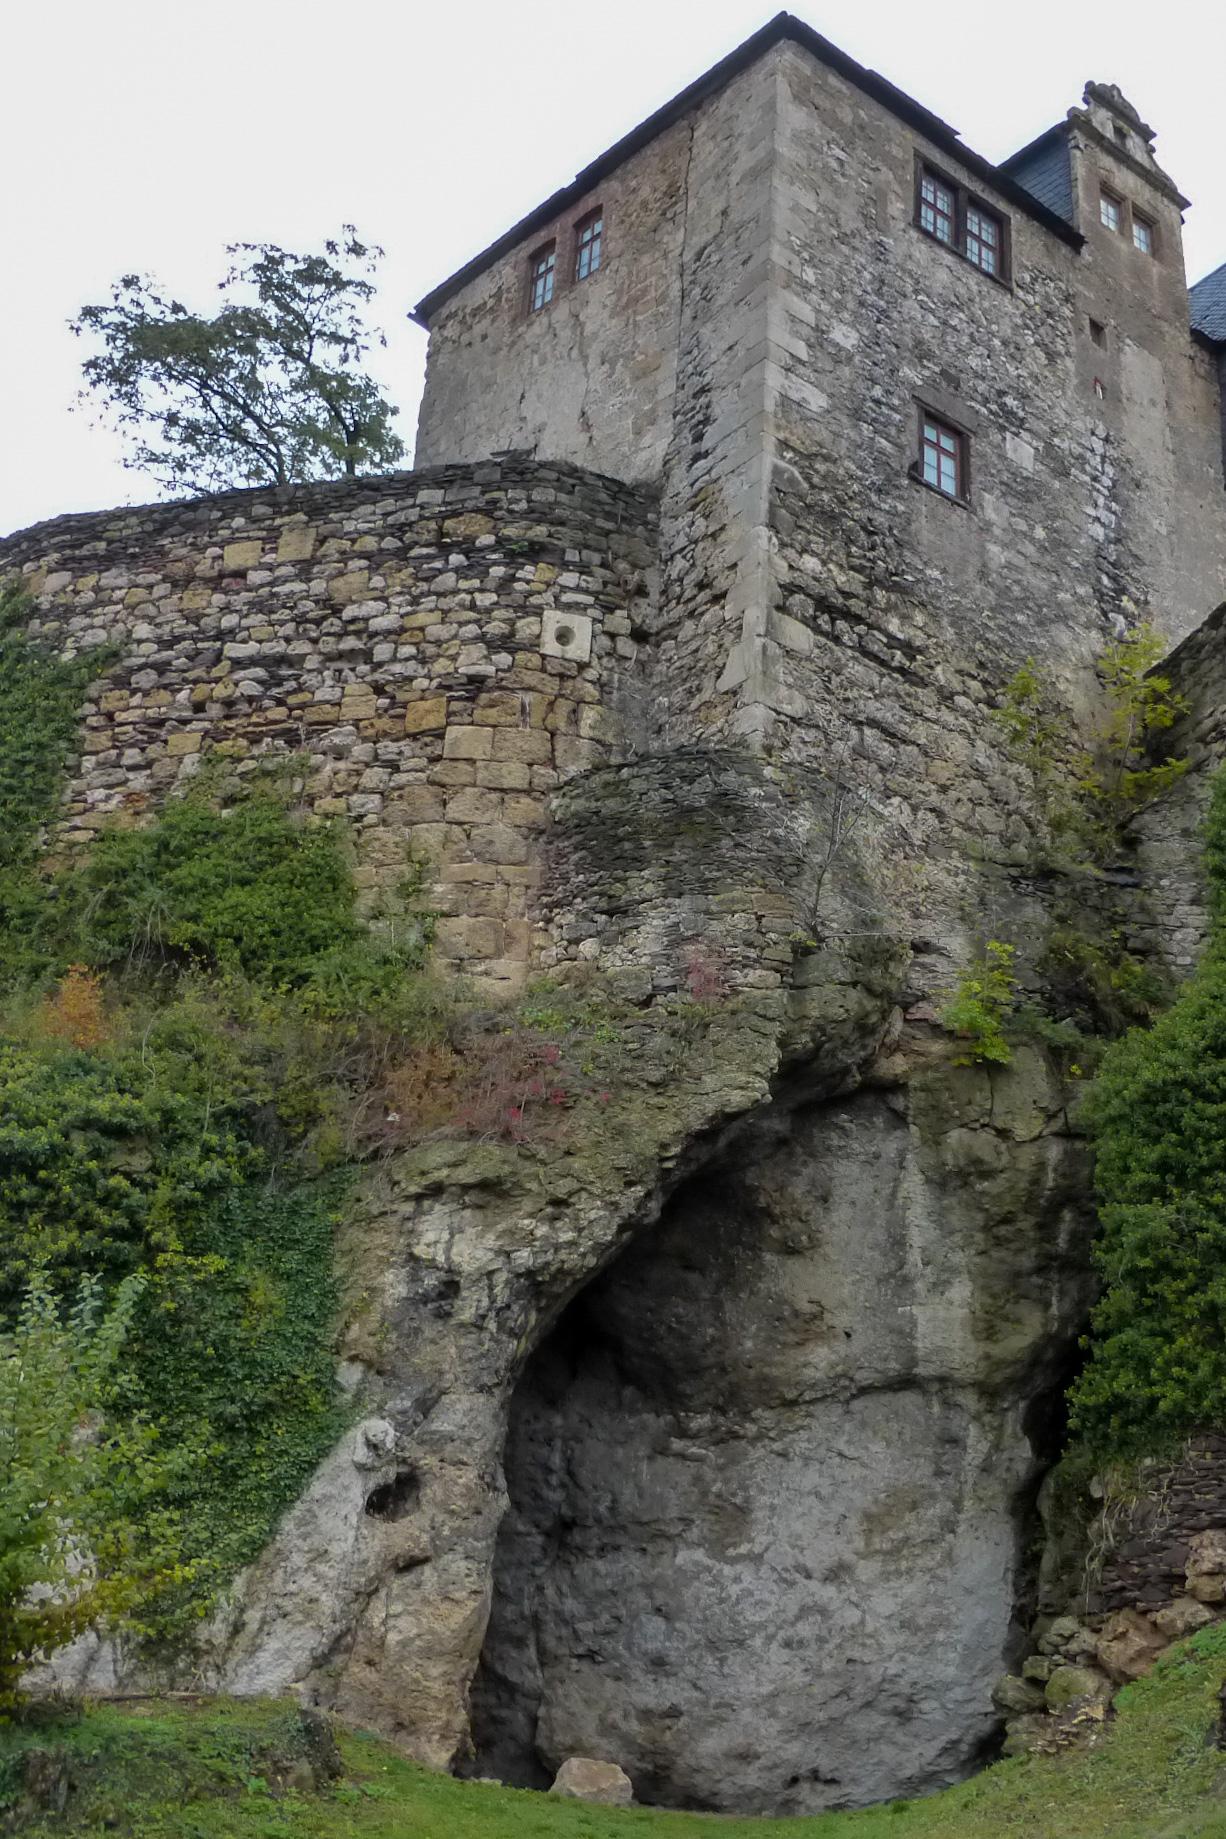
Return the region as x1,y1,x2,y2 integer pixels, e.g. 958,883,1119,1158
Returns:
415,40,1226,988
1091,1435,1226,1615
0,460,658,990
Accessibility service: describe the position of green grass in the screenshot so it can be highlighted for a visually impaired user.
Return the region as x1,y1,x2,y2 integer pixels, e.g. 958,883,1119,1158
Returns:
8,1630,1226,1839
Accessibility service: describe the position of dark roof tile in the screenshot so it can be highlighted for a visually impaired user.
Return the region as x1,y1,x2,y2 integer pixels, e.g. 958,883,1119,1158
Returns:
1191,263,1226,345
411,12,1082,326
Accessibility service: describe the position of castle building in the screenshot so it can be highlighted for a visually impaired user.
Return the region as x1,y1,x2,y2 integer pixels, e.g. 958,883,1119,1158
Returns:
12,19,1226,1805
415,10,1226,722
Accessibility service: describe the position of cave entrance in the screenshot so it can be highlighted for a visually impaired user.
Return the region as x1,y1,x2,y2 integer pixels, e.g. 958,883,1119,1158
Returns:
468,1091,1072,1816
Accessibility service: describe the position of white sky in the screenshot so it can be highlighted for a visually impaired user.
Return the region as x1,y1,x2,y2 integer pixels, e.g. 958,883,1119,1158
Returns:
4,0,1225,536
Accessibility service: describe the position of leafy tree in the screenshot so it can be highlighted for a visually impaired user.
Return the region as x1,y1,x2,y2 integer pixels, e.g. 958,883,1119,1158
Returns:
71,228,404,495
0,1273,185,1711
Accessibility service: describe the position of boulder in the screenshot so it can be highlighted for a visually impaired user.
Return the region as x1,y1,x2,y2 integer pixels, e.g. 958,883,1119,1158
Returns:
1044,1664,1112,1712
1002,1714,1051,1756
1095,1608,1167,1683
1038,1615,1087,1656
1186,1531,1226,1604
992,1674,1047,1715
549,1758,635,1806
1153,1598,1215,1641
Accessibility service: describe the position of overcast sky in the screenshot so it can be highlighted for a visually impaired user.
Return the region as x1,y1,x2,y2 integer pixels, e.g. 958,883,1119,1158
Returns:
4,0,1225,536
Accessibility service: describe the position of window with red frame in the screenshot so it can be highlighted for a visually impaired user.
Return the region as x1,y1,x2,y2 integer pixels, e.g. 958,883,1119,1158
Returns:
919,169,956,246
920,413,966,500
575,211,603,281
916,162,1011,281
965,203,1003,276
529,244,556,312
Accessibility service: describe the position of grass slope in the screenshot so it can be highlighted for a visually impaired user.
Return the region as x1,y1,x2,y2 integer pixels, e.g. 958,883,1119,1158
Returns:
7,1629,1226,1839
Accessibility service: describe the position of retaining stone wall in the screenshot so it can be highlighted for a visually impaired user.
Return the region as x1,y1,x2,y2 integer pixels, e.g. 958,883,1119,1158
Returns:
0,459,658,990
1092,1435,1226,1613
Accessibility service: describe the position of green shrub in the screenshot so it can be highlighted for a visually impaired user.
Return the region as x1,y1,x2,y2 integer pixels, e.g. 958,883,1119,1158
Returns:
992,624,1187,863
121,1179,344,1634
57,777,419,989
0,583,101,984
0,1028,343,1635
0,1273,185,1710
1039,920,1167,1038
1070,767,1226,1459
939,941,1018,1065
0,1036,254,1303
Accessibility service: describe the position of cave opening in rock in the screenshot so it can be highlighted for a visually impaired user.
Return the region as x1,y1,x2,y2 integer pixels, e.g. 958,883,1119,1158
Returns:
468,1089,1088,1817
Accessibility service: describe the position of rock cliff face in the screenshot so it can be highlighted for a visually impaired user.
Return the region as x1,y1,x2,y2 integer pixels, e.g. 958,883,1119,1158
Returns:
470,1058,1090,1813
5,468,1113,1814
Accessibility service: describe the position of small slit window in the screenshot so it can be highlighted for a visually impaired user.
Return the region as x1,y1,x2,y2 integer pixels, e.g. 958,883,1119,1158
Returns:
1132,211,1154,255
965,204,1002,277
575,211,603,281
529,244,556,313
920,414,966,501
1100,188,1123,234
919,171,956,246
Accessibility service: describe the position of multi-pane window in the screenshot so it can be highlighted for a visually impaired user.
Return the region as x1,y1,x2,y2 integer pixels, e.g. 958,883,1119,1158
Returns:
920,415,965,500
915,163,1009,282
965,204,1002,276
1100,189,1122,233
1132,211,1154,255
919,171,955,246
529,244,556,312
575,211,603,280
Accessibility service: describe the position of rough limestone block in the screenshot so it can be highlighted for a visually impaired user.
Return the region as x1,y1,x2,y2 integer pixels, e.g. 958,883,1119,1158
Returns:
328,569,371,606
1187,1531,1226,1602
473,690,526,727
223,540,262,571
1152,1598,1214,1640
549,1759,633,1807
490,729,551,764
443,726,493,760
991,1674,1046,1715
166,732,201,755
541,608,593,663
442,512,495,540
434,915,503,960
403,696,448,734
1044,1664,1111,1711
277,524,317,562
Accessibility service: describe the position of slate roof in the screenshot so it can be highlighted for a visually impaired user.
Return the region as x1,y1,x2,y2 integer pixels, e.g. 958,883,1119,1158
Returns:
411,11,1082,327
1000,126,1075,225
411,12,1225,353
1191,263,1226,345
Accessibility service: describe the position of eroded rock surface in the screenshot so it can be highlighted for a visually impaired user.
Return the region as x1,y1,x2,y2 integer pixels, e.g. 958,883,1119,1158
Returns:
470,1056,1091,1814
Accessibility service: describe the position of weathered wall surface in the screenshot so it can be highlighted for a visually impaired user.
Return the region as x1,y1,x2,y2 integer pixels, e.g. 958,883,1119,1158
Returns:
414,120,693,484
415,39,1226,910
472,1056,1091,1816
1130,601,1226,971
0,460,657,989
722,44,1224,786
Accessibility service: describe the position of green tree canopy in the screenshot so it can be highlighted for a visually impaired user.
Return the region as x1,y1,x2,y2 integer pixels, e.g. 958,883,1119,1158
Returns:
71,227,405,495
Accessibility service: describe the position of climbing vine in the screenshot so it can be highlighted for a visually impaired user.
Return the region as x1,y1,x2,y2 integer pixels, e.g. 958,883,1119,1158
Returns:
992,623,1188,863
1069,768,1226,1460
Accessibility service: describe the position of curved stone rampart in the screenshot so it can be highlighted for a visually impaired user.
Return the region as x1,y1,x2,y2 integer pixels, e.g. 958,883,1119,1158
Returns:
0,459,658,989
